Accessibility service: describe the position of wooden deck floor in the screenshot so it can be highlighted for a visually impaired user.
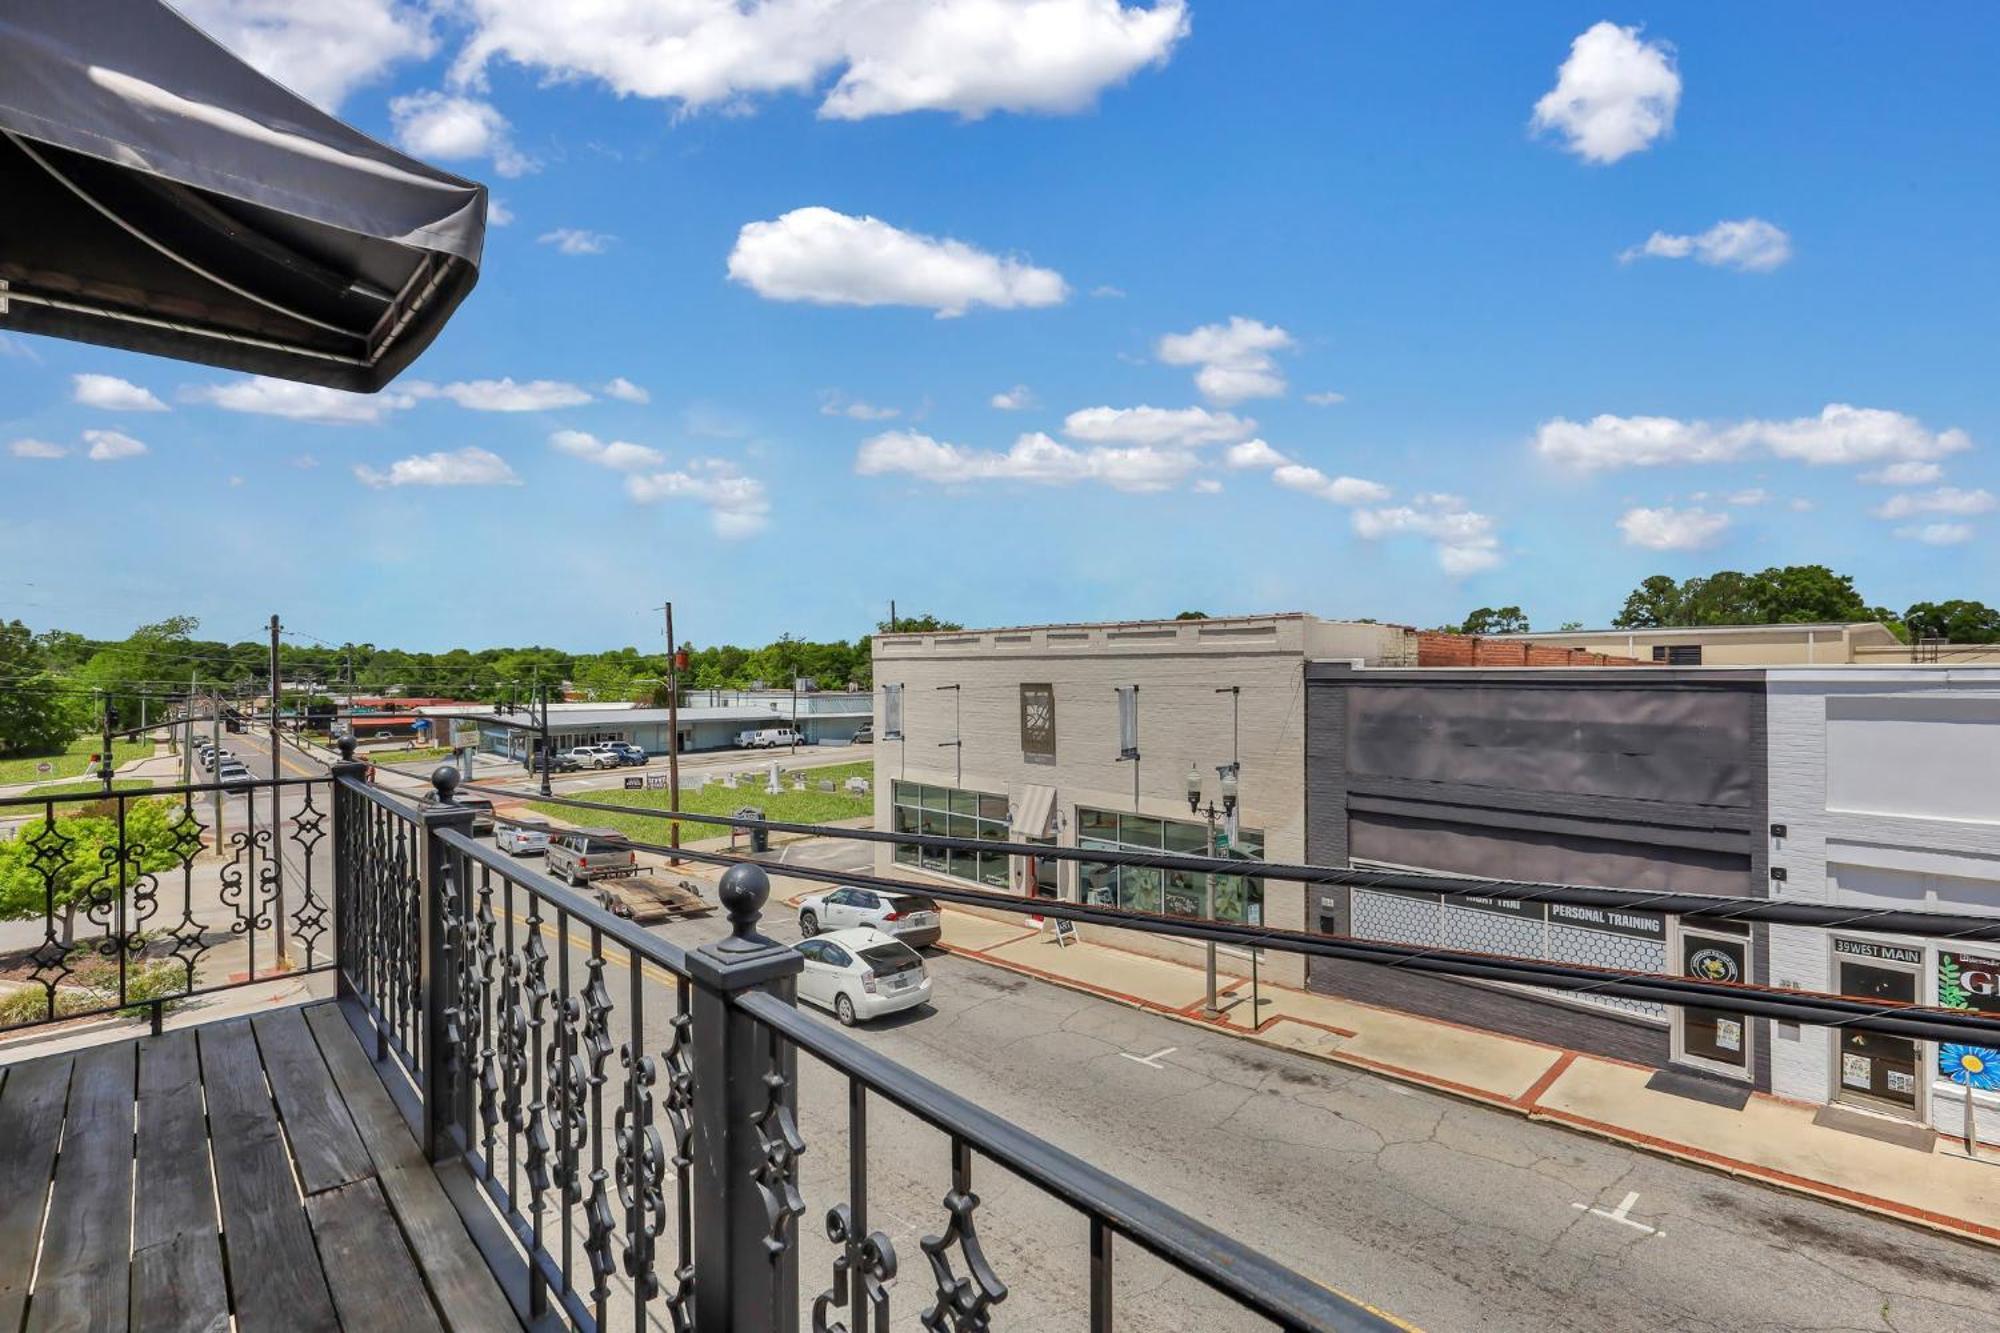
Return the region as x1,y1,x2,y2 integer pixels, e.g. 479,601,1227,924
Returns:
0,1002,520,1333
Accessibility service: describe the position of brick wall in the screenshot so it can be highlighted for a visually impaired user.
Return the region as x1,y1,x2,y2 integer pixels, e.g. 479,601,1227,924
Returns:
1415,633,1650,667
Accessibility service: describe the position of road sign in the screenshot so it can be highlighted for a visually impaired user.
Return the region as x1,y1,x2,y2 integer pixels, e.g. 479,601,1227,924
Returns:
1214,832,1230,851
412,718,432,733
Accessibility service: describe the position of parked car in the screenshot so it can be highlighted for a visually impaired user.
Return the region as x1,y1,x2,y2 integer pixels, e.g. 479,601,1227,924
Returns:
735,727,805,749
496,818,550,856
792,928,932,1026
607,742,649,766
419,793,495,836
849,725,873,745
567,745,621,770
546,828,638,887
797,887,941,949
216,762,256,787
524,751,582,774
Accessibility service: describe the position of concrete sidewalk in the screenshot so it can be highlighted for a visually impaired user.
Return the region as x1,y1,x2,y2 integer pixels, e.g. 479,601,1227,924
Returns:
926,904,2000,1250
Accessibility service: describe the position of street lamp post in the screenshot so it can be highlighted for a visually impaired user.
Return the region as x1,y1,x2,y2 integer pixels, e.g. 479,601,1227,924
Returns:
1187,761,1240,1019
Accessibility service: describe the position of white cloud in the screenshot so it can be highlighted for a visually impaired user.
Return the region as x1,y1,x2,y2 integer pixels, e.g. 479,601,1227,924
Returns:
539,228,614,255
1873,487,1996,520
9,438,67,459
1156,316,1292,403
1273,464,1390,506
487,198,515,227
1304,391,1347,407
1062,404,1253,446
1788,497,1815,513
1535,404,1972,472
728,207,1067,317
625,461,771,538
602,377,650,404
1090,284,1127,299
856,429,1200,493
176,0,433,111
72,374,166,412
450,0,1187,122
1725,488,1769,506
228,475,246,488
1617,506,1731,551
990,385,1035,411
1860,460,1943,486
430,378,593,411
354,446,520,489
1351,494,1502,574
292,454,320,469
1224,439,1290,470
187,376,415,424
820,393,900,421
389,90,535,176
84,429,148,462
1897,523,1974,546
1192,478,1223,494
550,429,667,472
1531,21,1681,164
1622,218,1792,272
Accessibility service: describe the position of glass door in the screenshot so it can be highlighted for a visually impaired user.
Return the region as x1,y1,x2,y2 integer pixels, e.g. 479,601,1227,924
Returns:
1675,926,1751,1077
1831,940,1924,1119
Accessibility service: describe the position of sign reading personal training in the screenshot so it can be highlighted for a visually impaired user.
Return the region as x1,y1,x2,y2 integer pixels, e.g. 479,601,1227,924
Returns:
1547,901,1665,941
1020,683,1056,764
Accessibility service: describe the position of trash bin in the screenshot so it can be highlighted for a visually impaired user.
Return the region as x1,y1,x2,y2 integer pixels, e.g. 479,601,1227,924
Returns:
734,806,768,854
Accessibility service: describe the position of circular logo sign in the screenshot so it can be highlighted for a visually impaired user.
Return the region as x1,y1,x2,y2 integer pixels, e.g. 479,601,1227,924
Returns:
1689,947,1740,983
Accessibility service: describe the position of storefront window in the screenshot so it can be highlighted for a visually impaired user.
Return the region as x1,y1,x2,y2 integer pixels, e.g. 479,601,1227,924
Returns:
1074,806,1262,922
891,779,1010,888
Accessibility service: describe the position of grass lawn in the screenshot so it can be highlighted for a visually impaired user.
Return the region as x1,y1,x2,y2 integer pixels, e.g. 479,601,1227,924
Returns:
529,760,874,842
367,745,455,766
20,779,156,799
0,735,153,786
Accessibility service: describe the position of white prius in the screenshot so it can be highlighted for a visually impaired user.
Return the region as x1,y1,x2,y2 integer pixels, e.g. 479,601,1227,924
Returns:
791,928,932,1027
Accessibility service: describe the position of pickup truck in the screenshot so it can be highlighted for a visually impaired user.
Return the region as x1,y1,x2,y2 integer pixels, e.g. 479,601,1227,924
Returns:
546,828,638,887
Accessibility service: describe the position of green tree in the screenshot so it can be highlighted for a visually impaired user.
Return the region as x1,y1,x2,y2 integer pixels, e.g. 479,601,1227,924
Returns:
1747,565,1869,624
0,799,193,944
1460,606,1530,635
1613,575,1685,628
877,612,962,633
1174,610,1210,620
0,620,85,756
1613,566,1874,629
1904,600,2000,644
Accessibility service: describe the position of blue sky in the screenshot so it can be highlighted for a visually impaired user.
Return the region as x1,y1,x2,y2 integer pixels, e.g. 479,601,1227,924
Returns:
4,2,1996,651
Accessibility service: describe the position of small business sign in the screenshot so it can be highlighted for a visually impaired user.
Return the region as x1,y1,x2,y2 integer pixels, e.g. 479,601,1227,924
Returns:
1548,901,1665,941
646,773,670,789
1833,938,1923,967
1458,894,1547,922
1053,917,1078,948
623,776,643,790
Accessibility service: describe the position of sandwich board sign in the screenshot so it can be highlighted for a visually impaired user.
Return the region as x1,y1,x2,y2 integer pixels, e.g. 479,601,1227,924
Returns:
1053,917,1078,947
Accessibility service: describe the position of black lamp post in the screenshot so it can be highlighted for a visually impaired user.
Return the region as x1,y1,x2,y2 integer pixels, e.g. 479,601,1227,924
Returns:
1187,761,1240,1018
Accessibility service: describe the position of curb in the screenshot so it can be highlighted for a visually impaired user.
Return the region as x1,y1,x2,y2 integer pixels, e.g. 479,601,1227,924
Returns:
934,935,2000,1253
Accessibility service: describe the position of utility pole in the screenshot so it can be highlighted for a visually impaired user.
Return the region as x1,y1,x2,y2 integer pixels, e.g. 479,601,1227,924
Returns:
661,602,683,864
269,613,290,968
184,670,195,786
210,688,223,846
535,672,553,798
98,691,113,796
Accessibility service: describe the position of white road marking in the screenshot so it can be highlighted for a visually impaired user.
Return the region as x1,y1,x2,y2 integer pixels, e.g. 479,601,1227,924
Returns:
1119,1046,1177,1069
1571,1191,1663,1236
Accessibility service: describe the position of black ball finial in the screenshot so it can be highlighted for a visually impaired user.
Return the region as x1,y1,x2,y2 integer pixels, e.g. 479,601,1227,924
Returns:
335,735,356,761
718,862,771,940
431,764,460,803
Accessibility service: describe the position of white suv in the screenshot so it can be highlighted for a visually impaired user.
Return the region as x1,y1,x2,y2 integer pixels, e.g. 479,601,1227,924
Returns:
566,745,620,769
797,887,941,948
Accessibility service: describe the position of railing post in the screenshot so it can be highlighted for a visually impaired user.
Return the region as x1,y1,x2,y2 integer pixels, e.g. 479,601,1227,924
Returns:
687,863,806,1333
328,737,368,1005
419,765,477,1163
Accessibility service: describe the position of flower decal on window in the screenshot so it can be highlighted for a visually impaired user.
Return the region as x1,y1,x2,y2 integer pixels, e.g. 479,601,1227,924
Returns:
1939,1045,2000,1093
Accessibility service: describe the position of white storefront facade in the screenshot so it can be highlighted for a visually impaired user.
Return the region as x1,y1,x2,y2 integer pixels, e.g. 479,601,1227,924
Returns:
1766,667,2000,1148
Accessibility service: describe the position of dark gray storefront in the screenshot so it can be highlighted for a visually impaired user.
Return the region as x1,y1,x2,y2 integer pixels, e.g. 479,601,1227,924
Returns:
1305,666,1770,1084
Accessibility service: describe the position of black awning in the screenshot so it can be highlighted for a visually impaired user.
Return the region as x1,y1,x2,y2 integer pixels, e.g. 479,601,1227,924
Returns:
0,0,486,392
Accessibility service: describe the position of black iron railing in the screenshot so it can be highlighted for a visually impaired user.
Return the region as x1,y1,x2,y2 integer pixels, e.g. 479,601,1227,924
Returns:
0,773,333,1035
331,760,1397,1332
